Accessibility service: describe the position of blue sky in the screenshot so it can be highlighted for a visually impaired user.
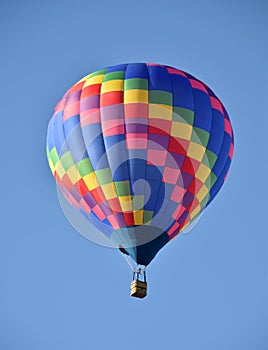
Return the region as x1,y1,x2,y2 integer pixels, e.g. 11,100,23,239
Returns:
1,1,267,349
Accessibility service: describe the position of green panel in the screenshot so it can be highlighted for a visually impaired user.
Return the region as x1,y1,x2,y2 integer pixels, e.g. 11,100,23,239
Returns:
192,127,210,147
60,151,74,170
124,78,148,91
200,194,210,208
149,90,172,106
77,158,93,176
114,181,131,196
102,71,125,82
143,210,153,224
205,172,217,189
89,69,107,78
202,150,218,168
173,107,194,124
95,168,113,185
132,195,144,210
50,147,59,166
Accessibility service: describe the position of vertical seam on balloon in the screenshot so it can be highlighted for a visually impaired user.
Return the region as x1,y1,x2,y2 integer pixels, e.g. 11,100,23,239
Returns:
122,63,138,253
77,78,102,211
147,64,174,234
209,122,233,201
209,106,232,198
99,66,128,228
62,82,91,209
53,88,70,180
173,73,196,236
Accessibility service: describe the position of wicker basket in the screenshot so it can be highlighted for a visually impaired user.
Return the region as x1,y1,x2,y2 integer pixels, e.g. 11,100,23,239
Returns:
130,279,147,298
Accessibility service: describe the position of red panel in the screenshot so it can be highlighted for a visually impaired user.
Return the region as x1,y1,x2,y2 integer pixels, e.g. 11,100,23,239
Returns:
81,84,101,98
91,187,106,204
76,178,89,197
107,214,120,229
79,198,91,215
182,157,199,176
92,205,106,221
100,91,124,107
123,212,135,226
61,174,73,192
54,97,67,113
168,137,188,154
63,101,80,121
188,178,204,195
124,103,148,119
107,198,123,213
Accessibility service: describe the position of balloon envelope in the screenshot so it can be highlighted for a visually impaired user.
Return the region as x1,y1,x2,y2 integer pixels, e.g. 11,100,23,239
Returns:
46,63,234,265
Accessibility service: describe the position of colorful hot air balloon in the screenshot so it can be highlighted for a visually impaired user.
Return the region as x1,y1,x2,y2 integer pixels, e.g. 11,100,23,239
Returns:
46,63,234,298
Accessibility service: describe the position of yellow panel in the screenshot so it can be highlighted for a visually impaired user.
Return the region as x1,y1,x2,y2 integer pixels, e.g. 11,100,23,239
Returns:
83,172,99,190
171,121,192,140
134,210,144,225
196,163,211,182
196,185,209,202
124,89,148,103
149,104,172,120
67,165,81,184
101,183,118,199
119,195,133,211
101,80,124,93
83,74,104,87
48,159,55,175
132,195,144,210
187,142,206,161
55,161,66,180
189,204,201,220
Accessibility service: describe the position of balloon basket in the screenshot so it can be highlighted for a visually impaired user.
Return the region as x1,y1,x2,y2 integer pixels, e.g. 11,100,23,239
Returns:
130,280,147,299
130,267,147,298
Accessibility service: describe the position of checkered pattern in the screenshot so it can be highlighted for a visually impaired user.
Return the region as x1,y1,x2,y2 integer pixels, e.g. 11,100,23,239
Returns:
47,63,234,263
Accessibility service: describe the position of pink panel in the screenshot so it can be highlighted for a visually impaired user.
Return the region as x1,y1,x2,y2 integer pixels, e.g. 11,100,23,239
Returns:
147,150,167,166
210,96,224,114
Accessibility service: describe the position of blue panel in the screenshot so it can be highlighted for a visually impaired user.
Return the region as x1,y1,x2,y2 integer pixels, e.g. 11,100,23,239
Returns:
125,63,148,79
154,182,166,213
143,194,158,212
86,134,109,170
123,230,170,265
63,118,87,163
107,64,128,73
145,164,163,182
129,158,147,181
81,123,102,147
208,157,231,204
105,139,129,181
103,134,125,149
147,65,172,92
46,119,55,151
63,115,80,137
192,89,212,132
88,211,113,237
212,133,232,177
52,111,67,155
206,109,224,155
113,160,131,181
169,74,194,110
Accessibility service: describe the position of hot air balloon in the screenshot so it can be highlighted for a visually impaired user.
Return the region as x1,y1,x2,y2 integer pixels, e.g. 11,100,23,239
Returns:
46,63,234,298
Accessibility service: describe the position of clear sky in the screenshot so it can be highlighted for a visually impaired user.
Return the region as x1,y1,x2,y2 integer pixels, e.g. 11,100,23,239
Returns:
1,1,267,349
